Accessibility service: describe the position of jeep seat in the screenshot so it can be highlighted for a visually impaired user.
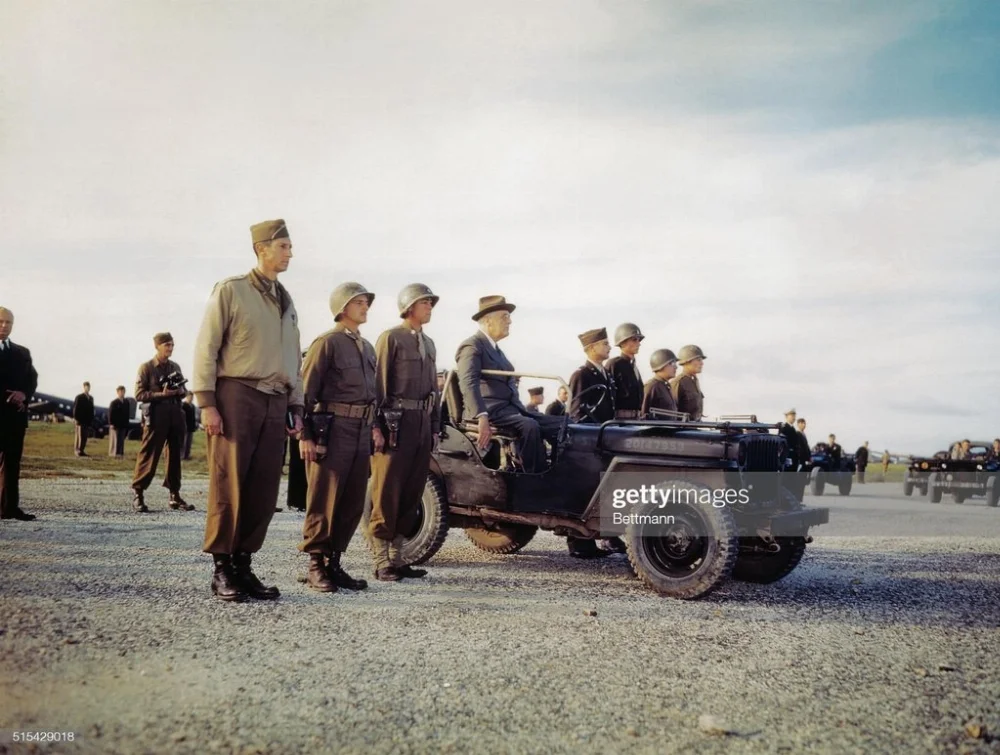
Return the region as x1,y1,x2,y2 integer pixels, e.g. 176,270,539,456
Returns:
443,370,523,470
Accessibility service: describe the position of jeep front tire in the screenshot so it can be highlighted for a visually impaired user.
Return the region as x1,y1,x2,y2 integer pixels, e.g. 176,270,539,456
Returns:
464,523,537,554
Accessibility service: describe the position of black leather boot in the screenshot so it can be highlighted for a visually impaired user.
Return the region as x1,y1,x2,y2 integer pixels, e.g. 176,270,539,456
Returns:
327,552,368,590
211,555,244,601
232,552,280,600
131,489,149,513
168,492,195,511
306,554,337,593
396,564,428,579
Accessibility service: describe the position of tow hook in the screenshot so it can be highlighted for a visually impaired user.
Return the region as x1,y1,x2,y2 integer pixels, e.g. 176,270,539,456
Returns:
765,540,781,553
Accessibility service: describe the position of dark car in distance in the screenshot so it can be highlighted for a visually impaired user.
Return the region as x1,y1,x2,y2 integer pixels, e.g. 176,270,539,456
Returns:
925,442,999,507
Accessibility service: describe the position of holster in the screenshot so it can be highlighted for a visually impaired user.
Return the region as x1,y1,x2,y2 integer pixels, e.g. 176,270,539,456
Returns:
309,413,334,458
382,409,403,450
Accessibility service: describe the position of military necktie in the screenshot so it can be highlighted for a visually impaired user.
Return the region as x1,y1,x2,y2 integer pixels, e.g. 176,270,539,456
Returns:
414,330,426,360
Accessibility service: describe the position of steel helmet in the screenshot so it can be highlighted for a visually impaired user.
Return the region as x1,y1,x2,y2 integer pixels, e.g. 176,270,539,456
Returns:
649,348,678,372
397,283,439,317
614,322,645,346
677,344,707,364
329,282,375,321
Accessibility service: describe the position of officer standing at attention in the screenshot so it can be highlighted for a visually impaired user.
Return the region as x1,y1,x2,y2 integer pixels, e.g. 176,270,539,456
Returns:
569,328,615,424
130,333,193,513
671,345,707,421
297,283,377,593
641,349,679,419
606,323,645,420
72,382,95,456
369,284,441,582
192,218,304,602
108,385,131,458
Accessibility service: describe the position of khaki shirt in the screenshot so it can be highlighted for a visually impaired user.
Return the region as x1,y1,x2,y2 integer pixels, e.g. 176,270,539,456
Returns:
192,268,304,409
302,324,377,408
374,324,440,434
135,357,185,403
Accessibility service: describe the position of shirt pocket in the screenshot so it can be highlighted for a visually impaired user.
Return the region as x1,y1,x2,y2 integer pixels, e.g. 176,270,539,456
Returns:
336,349,364,388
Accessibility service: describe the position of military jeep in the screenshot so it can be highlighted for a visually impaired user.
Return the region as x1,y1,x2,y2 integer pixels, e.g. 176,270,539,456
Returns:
363,371,829,600
925,442,1000,506
903,450,948,496
804,443,856,496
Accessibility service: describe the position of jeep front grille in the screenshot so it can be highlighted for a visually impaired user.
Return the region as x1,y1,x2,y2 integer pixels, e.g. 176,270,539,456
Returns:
744,436,786,473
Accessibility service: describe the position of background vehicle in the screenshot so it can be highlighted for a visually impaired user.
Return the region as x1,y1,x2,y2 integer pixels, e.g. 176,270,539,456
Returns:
363,371,829,600
903,450,948,496
804,443,856,496
925,442,1000,507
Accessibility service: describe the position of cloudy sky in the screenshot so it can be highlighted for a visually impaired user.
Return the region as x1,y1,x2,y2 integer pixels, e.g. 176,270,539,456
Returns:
2,0,998,454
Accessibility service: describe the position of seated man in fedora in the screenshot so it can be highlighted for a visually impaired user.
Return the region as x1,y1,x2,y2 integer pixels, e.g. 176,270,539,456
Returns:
455,295,563,473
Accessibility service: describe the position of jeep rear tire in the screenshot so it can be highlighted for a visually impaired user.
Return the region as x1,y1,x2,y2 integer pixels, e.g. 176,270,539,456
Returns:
903,472,914,497
838,478,852,496
464,523,537,554
986,476,999,508
625,498,738,600
952,491,966,504
732,537,808,584
928,473,943,503
810,468,825,496
362,474,450,565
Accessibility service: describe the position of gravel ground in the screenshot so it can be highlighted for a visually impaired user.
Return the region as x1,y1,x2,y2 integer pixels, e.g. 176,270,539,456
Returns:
1,480,999,755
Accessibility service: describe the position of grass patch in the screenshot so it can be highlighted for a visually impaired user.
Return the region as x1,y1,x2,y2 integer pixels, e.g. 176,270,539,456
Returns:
21,422,210,480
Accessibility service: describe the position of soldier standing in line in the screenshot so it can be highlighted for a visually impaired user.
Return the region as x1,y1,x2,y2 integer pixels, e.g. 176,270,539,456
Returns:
297,283,377,593
130,333,193,513
641,349,679,419
569,328,616,424
568,328,622,558
545,386,569,416
796,418,812,460
670,345,706,421
192,218,304,602
181,392,197,460
855,441,869,483
108,385,131,458
525,387,545,414
606,323,645,420
369,284,441,582
72,382,94,456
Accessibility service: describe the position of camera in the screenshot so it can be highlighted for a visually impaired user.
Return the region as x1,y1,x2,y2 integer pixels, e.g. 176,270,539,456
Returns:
158,371,188,391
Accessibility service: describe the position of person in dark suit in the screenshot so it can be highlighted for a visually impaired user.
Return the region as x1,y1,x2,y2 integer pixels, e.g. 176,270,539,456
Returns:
72,382,95,456
0,307,38,521
525,386,544,414
545,386,568,416
569,328,615,423
855,441,869,483
827,434,843,464
796,418,811,463
108,385,131,458
455,295,562,473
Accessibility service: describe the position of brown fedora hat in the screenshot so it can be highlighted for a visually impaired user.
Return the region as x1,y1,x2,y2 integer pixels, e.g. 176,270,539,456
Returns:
471,295,516,321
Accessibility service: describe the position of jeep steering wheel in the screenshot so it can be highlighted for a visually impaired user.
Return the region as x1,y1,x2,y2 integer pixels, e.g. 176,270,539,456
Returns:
572,384,610,423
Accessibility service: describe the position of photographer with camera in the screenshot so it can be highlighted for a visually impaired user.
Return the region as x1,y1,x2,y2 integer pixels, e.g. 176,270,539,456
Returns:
130,332,193,512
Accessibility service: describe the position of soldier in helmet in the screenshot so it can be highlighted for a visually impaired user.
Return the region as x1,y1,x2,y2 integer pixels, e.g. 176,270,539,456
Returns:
569,328,616,424
641,349,679,419
606,323,645,420
670,345,706,421
369,284,442,582
525,386,545,414
298,283,377,593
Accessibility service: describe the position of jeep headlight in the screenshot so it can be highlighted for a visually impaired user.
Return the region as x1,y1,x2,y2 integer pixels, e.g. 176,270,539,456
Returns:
977,464,983,471
942,463,947,470
920,462,929,470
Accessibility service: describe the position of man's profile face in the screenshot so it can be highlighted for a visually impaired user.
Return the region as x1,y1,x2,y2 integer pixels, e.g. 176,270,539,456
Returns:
589,340,611,362
0,308,13,340
557,387,568,403
828,435,836,443
486,312,511,341
83,382,90,394
156,341,175,360
258,238,293,273
620,337,641,357
685,357,705,375
797,419,806,431
785,413,796,424
410,298,434,324
343,296,370,325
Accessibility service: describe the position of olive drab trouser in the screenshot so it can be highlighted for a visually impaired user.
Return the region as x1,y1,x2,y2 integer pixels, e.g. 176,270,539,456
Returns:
368,409,433,568
300,416,371,555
